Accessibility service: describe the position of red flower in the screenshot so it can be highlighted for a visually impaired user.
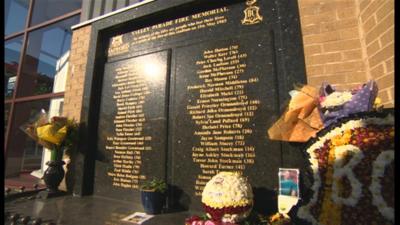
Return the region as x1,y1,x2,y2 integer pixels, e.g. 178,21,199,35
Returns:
203,204,251,221
185,215,202,225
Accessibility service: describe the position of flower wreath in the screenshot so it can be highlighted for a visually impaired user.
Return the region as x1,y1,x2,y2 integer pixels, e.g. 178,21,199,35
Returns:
297,110,394,225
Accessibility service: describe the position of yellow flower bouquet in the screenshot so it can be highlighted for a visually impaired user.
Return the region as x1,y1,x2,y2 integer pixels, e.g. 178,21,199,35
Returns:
21,110,78,161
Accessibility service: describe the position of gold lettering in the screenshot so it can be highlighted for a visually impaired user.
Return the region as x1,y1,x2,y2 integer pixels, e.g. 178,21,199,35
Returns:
188,45,260,193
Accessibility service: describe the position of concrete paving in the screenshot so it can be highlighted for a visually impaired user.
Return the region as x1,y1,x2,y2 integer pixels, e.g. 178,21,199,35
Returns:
5,195,191,225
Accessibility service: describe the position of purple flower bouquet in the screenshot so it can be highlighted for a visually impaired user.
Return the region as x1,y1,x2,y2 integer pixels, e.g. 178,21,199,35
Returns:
318,80,378,127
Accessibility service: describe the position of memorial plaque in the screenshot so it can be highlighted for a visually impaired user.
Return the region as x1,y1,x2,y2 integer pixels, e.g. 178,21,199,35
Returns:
171,34,281,210
95,51,170,202
87,0,305,213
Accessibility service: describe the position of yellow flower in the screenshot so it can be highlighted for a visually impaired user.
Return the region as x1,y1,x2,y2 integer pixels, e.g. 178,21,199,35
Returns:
373,97,382,108
331,130,351,146
319,144,342,225
36,124,67,146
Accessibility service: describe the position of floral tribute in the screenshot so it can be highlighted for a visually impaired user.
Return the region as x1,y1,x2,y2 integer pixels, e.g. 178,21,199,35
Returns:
202,172,253,223
22,110,78,160
185,212,292,225
184,173,295,225
318,80,379,127
297,112,394,225
185,172,254,225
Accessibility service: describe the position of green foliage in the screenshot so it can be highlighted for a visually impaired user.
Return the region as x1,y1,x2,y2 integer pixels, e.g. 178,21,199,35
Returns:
238,211,269,225
62,119,79,157
199,214,209,221
140,178,167,193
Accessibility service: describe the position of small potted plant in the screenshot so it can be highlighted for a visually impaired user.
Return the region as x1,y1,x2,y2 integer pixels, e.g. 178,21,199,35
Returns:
140,178,167,214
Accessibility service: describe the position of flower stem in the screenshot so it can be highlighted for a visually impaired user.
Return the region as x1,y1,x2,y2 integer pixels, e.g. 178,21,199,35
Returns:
50,149,57,161
51,146,61,161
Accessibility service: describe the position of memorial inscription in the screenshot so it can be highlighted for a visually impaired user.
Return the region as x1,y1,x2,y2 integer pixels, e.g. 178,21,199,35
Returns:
130,7,228,46
106,64,151,189
108,7,230,57
95,52,169,201
172,33,281,210
187,44,259,196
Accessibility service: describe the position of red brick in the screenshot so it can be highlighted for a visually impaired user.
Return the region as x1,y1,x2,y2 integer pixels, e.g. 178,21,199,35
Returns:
342,49,362,60
301,11,337,25
306,65,325,76
62,25,92,123
340,27,359,40
300,6,319,16
304,44,322,55
319,21,337,32
323,39,361,52
325,61,364,74
303,31,341,44
360,0,386,21
377,89,390,103
376,0,394,22
299,0,324,9
302,24,321,35
376,73,394,90
369,42,394,67
346,71,367,83
389,86,394,99
359,0,371,12
366,40,380,56
365,12,394,44
379,26,394,47
319,1,355,13
336,7,356,19
308,74,347,86
335,18,358,29
306,52,342,65
385,57,394,73
318,19,357,33
384,102,394,108
362,15,376,32
369,63,384,78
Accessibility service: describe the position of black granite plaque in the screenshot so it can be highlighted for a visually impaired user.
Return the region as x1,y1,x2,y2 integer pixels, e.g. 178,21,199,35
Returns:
170,33,281,211
95,51,170,202
80,0,307,216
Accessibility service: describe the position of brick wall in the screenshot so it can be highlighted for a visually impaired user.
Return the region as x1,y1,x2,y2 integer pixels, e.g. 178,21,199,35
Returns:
358,0,394,107
63,25,92,121
298,0,394,107
60,25,92,192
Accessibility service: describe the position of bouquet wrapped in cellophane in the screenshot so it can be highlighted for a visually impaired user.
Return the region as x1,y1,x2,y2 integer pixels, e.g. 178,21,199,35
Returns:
21,110,78,160
318,80,380,127
268,80,383,143
267,85,324,142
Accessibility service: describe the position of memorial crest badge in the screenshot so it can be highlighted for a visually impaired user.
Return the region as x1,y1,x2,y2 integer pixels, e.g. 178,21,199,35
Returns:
108,34,129,56
242,0,263,25
110,35,124,48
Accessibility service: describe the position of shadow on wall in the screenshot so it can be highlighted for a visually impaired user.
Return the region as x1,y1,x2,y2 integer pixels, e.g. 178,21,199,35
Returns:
252,187,277,215
167,184,191,213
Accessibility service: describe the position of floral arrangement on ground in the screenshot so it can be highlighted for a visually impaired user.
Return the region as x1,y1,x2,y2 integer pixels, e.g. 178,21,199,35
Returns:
185,172,293,225
185,211,292,225
297,110,394,225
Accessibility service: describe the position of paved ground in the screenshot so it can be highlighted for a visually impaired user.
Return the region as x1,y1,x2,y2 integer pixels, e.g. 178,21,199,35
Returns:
5,195,191,225
5,173,46,190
